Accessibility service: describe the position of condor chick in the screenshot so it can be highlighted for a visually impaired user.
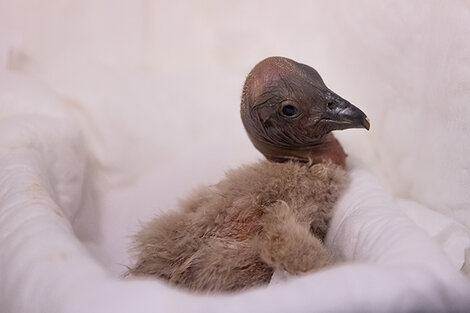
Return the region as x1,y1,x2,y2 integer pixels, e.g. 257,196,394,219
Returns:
129,57,370,292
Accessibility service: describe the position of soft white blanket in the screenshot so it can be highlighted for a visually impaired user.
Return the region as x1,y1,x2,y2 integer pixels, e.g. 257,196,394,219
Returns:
0,74,469,312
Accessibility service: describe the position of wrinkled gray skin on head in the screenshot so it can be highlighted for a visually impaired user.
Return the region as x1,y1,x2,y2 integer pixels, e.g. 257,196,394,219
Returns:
241,56,369,162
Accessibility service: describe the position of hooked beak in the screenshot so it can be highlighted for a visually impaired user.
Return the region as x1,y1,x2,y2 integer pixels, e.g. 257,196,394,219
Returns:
322,93,370,131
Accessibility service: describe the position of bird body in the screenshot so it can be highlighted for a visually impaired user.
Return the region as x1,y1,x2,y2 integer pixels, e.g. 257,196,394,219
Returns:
129,57,369,292
131,159,346,292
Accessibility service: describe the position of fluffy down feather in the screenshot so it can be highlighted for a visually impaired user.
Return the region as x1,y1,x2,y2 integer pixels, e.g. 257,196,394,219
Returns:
129,160,347,292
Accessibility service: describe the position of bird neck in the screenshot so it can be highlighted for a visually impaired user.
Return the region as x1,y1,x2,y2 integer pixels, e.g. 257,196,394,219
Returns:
253,133,347,168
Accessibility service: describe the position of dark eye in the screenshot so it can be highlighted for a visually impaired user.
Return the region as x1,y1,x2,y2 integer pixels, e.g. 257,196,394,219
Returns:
281,104,298,117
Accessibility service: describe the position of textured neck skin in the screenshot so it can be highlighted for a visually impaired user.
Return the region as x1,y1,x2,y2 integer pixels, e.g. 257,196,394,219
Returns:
249,132,347,168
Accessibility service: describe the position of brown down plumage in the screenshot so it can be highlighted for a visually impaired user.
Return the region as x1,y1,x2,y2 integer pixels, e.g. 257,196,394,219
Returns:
128,57,370,293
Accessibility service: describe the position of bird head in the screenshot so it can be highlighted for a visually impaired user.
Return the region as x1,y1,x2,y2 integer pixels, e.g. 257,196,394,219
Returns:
241,56,370,163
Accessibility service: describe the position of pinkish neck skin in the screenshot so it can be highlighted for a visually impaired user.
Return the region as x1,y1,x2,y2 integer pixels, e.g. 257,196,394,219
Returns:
251,133,347,168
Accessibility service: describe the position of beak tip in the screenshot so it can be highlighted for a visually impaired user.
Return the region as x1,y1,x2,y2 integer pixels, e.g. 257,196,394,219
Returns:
363,116,371,131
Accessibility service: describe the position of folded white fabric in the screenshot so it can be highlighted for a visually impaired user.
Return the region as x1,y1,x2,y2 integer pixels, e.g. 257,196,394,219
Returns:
1,112,469,313
269,160,470,312
398,198,470,272
325,162,470,312
1,73,469,312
